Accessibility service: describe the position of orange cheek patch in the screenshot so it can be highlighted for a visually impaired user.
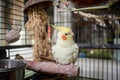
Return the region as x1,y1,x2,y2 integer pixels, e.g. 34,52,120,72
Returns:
62,35,67,40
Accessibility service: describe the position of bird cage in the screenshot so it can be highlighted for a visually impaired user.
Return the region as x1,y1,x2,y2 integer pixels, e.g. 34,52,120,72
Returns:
24,0,80,80
23,0,120,80
0,0,119,80
53,0,120,80
0,0,33,60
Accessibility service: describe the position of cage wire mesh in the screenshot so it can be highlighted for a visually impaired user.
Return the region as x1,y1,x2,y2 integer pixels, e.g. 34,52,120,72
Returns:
53,0,120,80
0,0,35,79
0,0,33,65
0,0,120,80
0,0,32,46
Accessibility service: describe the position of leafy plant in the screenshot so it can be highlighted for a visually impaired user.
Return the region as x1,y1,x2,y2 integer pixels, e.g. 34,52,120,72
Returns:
79,49,113,59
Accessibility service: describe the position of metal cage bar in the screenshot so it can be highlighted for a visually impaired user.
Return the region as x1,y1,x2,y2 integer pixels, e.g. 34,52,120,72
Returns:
54,0,120,80
0,0,32,47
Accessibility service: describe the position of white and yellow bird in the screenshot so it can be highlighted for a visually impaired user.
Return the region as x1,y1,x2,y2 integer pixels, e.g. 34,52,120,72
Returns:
52,25,79,64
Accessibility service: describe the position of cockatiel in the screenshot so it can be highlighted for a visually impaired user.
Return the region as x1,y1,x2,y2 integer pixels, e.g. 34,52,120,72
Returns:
52,25,79,64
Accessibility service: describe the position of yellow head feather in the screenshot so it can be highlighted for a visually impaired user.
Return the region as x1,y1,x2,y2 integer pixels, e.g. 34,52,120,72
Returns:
52,25,71,33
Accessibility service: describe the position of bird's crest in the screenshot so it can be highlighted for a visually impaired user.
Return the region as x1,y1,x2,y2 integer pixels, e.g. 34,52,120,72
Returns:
52,25,71,33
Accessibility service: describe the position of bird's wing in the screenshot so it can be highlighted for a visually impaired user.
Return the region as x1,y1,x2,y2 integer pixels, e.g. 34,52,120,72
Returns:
52,45,56,57
52,45,59,63
72,44,79,63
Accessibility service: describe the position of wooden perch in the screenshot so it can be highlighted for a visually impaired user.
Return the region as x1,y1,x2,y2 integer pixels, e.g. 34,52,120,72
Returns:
23,60,79,77
73,10,105,23
59,8,120,24
73,10,120,23
57,1,120,24
107,17,120,21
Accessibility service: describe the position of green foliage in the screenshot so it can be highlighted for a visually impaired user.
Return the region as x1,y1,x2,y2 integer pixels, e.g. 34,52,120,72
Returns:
79,49,113,59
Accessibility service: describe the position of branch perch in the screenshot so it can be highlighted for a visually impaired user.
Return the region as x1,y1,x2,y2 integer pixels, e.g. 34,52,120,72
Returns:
73,10,105,23
57,1,120,23
23,60,79,77
73,8,120,23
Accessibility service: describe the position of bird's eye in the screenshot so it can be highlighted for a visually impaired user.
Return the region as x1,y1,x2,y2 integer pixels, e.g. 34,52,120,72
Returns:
65,33,68,35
